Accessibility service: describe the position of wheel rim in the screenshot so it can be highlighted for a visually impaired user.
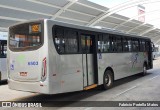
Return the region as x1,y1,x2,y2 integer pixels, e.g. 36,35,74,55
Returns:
105,74,111,86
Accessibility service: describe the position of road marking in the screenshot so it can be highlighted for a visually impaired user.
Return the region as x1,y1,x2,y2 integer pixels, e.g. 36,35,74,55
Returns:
114,75,160,98
84,107,93,110
84,75,160,110
148,75,159,81
114,85,137,98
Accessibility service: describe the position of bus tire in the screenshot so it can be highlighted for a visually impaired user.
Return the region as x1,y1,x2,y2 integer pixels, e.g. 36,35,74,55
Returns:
102,70,113,90
141,63,147,76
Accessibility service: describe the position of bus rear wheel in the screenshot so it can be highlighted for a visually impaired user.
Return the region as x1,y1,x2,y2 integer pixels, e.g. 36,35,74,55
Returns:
103,70,113,90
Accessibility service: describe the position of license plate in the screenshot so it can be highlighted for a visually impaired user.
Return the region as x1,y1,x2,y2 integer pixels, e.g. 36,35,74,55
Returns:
20,72,27,76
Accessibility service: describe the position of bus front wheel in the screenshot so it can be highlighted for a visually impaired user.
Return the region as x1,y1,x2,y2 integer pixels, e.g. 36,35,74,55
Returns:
103,70,113,90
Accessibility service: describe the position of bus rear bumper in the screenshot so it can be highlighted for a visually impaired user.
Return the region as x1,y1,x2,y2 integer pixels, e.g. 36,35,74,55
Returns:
8,79,51,94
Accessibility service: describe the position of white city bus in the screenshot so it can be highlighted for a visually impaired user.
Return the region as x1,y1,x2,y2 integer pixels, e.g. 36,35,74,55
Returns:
8,19,153,94
0,39,7,81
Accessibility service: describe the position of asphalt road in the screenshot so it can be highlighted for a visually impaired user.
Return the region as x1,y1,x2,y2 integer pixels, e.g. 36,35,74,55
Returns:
1,58,160,110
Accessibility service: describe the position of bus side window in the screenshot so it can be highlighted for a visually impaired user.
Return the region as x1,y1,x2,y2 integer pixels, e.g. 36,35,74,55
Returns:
97,34,110,53
135,40,140,51
111,36,117,52
128,39,132,52
81,35,93,54
132,40,135,51
141,40,146,52
103,34,110,52
65,30,78,53
132,39,139,52
145,41,150,51
81,35,86,53
55,28,65,53
139,40,142,51
117,36,122,52
123,38,129,52
54,28,78,54
97,34,103,53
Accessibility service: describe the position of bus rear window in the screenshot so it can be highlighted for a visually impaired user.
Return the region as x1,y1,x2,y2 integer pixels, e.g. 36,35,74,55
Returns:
9,22,43,51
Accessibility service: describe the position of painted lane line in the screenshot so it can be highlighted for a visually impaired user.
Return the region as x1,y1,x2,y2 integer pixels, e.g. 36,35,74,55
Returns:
114,75,160,98
84,107,93,110
114,85,137,98
84,75,160,110
148,75,159,81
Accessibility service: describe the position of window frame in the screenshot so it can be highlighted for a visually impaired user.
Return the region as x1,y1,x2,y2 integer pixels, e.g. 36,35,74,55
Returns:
97,34,111,53
53,26,80,54
9,20,44,52
53,25,151,54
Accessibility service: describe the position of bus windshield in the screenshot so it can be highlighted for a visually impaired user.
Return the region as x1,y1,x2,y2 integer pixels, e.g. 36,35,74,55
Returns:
9,22,43,51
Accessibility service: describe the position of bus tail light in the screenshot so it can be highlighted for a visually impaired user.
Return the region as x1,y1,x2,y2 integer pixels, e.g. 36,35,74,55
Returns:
41,57,47,81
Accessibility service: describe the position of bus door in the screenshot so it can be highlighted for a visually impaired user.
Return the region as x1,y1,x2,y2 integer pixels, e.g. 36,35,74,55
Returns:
148,41,153,69
81,34,98,88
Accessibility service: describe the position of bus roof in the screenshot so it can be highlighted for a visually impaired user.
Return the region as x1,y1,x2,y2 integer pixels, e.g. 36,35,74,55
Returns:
9,19,151,40
47,19,150,40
